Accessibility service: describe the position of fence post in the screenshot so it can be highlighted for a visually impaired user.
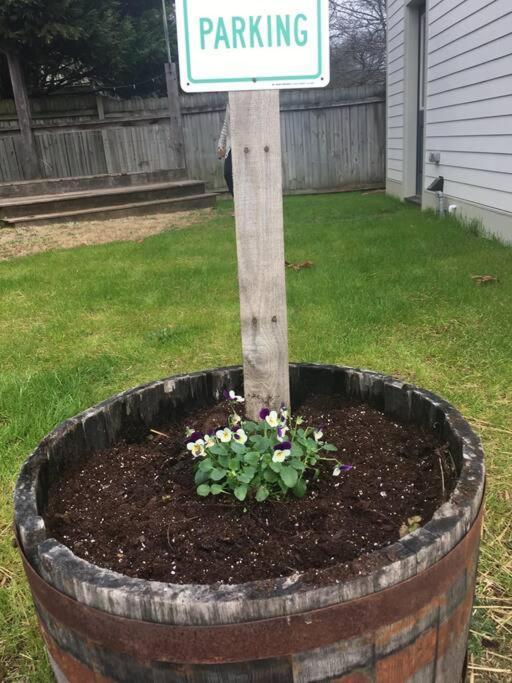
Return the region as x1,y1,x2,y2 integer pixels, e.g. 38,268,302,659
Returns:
229,90,290,419
165,62,186,171
4,49,39,179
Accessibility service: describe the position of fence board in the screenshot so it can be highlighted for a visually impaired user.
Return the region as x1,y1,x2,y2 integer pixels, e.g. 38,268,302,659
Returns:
0,86,385,191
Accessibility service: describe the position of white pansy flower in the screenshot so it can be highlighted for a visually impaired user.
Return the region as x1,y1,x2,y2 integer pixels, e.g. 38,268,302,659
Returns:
314,429,323,442
204,434,215,449
229,390,245,403
272,448,291,463
216,428,233,443
187,439,205,458
233,428,248,445
265,410,280,428
231,412,242,426
332,465,342,477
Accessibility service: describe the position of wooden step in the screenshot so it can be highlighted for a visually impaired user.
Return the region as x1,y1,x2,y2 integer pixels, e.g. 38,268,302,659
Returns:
0,169,188,199
0,180,206,219
2,193,217,226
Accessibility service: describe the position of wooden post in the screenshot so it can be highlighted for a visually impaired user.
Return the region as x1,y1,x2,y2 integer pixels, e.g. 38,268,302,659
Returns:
164,62,186,170
229,90,290,419
96,95,105,120
96,94,114,174
4,49,39,179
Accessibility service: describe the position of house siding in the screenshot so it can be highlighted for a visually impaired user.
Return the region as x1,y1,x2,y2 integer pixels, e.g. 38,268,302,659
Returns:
386,0,512,241
386,0,406,187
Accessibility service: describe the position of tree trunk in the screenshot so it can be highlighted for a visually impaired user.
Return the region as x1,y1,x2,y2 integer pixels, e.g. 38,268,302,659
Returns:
4,48,40,179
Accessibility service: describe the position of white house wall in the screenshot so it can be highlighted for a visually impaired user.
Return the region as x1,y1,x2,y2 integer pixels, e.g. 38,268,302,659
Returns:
386,0,512,242
386,0,406,187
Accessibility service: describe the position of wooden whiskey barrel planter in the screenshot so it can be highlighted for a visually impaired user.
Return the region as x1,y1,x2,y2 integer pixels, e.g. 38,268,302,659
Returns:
14,364,485,683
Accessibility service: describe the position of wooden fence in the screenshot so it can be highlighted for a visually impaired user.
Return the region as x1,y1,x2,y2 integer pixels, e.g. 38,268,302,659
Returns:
0,85,385,192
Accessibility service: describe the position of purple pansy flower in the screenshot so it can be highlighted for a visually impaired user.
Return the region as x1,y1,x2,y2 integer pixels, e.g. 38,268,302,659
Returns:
333,464,353,477
259,407,271,420
185,431,203,444
274,441,292,451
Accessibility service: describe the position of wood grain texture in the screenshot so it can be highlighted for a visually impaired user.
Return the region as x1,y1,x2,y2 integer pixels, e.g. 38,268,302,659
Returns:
229,90,290,419
0,87,385,191
4,50,39,179
165,62,186,170
14,364,484,681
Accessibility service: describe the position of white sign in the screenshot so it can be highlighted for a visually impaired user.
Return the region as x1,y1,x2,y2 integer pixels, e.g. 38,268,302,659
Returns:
175,0,330,92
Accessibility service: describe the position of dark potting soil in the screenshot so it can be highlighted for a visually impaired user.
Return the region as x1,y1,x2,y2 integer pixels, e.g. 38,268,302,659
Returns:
45,396,457,586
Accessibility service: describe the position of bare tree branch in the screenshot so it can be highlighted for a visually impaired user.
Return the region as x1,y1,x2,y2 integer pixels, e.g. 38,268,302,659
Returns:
329,0,386,87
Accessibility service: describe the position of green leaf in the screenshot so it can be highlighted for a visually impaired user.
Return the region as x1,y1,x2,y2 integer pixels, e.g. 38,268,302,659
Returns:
197,484,211,497
210,484,224,495
255,486,269,502
269,461,282,473
230,442,246,455
218,454,230,468
280,466,298,488
234,484,248,501
208,445,226,456
293,479,307,498
244,452,260,466
228,457,241,469
323,443,338,452
243,421,258,432
263,469,278,483
290,459,306,471
291,443,303,458
194,469,211,485
210,468,228,482
197,458,214,472
238,470,255,484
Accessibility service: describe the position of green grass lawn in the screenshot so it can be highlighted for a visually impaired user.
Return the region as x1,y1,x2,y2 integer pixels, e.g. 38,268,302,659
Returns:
1,193,511,680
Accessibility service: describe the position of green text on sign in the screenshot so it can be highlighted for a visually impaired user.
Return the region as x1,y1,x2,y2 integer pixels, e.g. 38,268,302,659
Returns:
199,15,309,50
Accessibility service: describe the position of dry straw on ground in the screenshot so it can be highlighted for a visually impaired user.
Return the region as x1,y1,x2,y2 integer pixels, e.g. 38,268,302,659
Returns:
0,209,213,261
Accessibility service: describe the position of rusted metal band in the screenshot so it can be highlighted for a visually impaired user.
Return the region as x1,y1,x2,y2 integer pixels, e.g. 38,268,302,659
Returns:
22,504,483,665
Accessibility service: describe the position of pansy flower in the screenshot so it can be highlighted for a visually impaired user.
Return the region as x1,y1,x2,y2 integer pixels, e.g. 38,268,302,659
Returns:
187,438,205,458
313,428,324,442
230,412,242,426
277,425,289,442
204,433,216,449
233,428,248,445
259,407,270,420
266,410,280,428
185,431,203,445
333,464,353,477
216,427,233,443
272,441,292,463
223,389,245,403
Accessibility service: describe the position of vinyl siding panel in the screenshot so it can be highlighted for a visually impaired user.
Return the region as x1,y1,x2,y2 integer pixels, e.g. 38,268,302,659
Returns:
425,0,512,219
426,115,512,137
425,0,512,222
429,0,498,33
426,135,512,153
386,0,405,185
424,174,512,214
429,54,512,96
386,0,512,235
429,9,512,59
